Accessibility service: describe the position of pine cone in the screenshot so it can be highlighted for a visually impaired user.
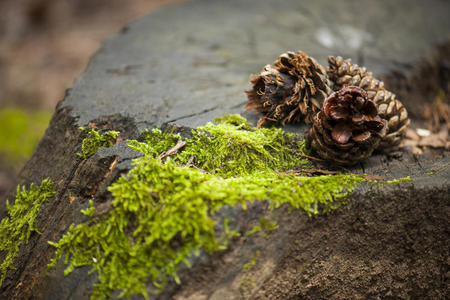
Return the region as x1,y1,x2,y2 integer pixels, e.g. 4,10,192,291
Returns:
309,86,387,166
246,51,332,127
328,56,410,148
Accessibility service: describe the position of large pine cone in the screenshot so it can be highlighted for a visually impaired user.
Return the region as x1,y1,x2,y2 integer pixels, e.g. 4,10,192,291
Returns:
310,86,387,166
246,51,332,127
328,56,410,148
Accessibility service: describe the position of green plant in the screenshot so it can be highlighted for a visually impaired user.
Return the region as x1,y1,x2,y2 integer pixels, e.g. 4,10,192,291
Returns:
370,176,412,187
0,178,55,286
48,115,365,299
240,251,260,298
128,128,180,157
175,114,310,176
242,251,260,273
77,127,119,159
0,107,51,169
246,217,279,237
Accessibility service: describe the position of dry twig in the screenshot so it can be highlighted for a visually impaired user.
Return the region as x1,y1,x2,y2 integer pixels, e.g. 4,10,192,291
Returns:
157,140,186,160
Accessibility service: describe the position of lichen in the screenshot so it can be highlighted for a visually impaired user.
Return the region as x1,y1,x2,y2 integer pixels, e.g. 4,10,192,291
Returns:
77,127,120,159
48,115,366,299
0,178,55,286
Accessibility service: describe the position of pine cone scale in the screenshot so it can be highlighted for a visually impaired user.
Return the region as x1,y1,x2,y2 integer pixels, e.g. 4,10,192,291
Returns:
352,131,371,143
331,123,352,144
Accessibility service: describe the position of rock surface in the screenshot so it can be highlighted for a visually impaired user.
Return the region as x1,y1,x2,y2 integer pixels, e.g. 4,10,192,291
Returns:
1,0,449,299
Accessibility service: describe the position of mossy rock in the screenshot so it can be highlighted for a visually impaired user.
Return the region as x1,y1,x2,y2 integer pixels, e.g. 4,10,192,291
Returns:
1,0,449,299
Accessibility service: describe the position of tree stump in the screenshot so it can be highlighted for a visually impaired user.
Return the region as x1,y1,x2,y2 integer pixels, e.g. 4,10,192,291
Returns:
1,0,449,299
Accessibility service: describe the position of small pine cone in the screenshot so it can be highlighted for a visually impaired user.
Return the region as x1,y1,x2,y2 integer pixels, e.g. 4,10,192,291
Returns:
328,56,410,148
310,86,387,166
246,51,333,127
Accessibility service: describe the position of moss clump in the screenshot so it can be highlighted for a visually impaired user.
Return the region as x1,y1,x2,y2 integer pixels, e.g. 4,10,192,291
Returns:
131,115,309,177
0,178,55,286
0,107,51,169
128,127,180,158
175,114,309,176
77,127,120,159
49,115,365,299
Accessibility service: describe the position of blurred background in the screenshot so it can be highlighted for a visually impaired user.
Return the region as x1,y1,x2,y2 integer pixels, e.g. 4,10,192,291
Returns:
0,0,186,200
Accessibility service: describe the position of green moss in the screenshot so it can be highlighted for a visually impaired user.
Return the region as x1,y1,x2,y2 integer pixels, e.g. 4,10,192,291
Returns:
239,276,255,299
0,178,55,286
240,251,260,298
77,127,120,159
214,114,253,129
174,114,310,176
0,107,51,169
242,251,260,273
385,176,413,184
48,115,366,299
371,176,413,187
128,128,180,157
247,217,279,237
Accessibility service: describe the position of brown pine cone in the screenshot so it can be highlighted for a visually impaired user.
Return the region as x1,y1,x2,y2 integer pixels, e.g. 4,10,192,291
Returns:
246,51,332,127
328,56,410,148
310,86,387,166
